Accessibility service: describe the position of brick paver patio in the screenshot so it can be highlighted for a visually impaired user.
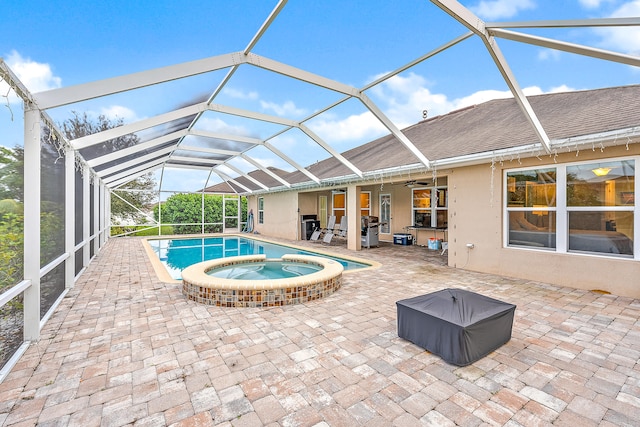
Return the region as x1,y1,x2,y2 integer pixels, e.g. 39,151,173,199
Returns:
1,236,639,426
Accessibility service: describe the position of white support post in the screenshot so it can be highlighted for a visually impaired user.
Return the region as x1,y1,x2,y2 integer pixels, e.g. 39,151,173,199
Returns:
201,190,205,234
65,146,75,289
237,196,241,232
347,185,361,251
23,106,41,341
222,194,227,233
100,183,106,246
105,188,111,242
93,175,99,255
83,165,90,267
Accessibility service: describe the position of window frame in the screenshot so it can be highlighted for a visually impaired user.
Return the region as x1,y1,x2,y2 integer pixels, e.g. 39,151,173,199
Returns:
257,197,264,224
412,185,448,228
504,156,638,258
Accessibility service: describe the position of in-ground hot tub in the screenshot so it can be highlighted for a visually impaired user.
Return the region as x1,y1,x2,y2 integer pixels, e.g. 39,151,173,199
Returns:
181,254,344,307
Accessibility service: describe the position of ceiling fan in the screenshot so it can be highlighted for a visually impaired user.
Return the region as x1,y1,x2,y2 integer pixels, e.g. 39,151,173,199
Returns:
404,180,430,188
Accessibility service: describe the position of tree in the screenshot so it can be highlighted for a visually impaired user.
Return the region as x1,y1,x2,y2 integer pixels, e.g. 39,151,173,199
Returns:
60,111,139,156
59,112,157,225
111,173,157,225
0,146,24,202
155,193,247,234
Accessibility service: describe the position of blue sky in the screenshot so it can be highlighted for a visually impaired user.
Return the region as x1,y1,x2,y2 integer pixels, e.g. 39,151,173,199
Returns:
1,0,639,191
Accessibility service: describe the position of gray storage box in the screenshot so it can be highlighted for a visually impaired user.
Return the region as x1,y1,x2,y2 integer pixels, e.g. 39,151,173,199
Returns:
396,289,516,366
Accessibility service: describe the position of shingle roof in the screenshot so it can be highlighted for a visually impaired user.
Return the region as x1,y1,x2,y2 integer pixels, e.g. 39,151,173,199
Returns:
203,167,291,193
211,85,640,193
287,84,640,181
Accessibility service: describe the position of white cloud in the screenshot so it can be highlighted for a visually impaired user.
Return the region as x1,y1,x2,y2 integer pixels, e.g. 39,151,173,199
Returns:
99,105,139,122
370,72,450,127
260,99,307,117
578,0,615,9
537,49,562,61
308,111,387,143
372,73,575,128
1,50,62,104
196,116,252,136
593,1,640,55
304,72,576,147
448,85,573,109
222,87,259,100
468,0,536,20
5,50,61,92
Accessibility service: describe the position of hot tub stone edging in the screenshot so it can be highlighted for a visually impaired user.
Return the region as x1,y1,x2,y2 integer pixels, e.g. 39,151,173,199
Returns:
181,254,344,307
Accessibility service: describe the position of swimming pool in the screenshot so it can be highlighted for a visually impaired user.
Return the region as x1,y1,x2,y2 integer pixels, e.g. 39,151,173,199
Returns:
146,235,371,280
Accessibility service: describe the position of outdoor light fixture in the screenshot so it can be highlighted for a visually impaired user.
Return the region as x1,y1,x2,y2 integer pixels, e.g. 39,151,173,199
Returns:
592,167,611,177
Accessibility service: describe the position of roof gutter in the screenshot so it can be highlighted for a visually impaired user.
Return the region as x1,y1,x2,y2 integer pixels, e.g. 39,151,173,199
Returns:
244,126,640,195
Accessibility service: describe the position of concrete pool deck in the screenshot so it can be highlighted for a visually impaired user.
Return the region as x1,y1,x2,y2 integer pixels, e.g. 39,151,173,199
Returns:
1,236,639,426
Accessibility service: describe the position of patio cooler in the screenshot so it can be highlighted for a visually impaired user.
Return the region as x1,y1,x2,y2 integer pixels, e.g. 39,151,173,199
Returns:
393,233,413,245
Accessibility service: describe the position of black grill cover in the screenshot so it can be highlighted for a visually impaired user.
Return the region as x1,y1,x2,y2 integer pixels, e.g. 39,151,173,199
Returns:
396,289,516,366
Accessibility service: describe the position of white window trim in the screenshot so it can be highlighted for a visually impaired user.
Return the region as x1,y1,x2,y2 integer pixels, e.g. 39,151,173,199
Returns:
504,156,638,259
257,197,264,224
412,186,448,228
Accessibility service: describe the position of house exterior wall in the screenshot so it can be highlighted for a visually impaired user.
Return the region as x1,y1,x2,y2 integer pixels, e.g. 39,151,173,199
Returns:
358,183,414,241
250,191,299,240
448,145,640,299
298,192,318,218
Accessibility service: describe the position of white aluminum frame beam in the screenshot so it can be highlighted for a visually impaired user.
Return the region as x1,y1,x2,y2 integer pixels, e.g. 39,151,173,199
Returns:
430,0,552,153
214,170,253,194
87,130,187,167
71,103,207,149
104,158,167,185
110,164,164,189
222,163,270,191
96,145,175,177
485,17,640,29
188,129,263,146
177,144,241,157
241,54,434,167
490,28,640,68
262,141,321,184
169,156,223,165
34,52,243,109
240,154,291,188
208,102,298,127
359,93,432,168
298,124,363,177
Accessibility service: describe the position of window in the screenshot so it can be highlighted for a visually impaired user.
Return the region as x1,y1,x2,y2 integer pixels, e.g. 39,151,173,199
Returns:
506,168,557,249
258,197,264,224
319,196,327,229
412,186,447,228
505,158,635,257
360,191,371,217
332,191,346,223
380,193,391,234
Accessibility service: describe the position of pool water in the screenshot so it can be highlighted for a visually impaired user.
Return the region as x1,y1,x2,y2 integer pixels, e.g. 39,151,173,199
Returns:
207,260,323,280
147,236,369,280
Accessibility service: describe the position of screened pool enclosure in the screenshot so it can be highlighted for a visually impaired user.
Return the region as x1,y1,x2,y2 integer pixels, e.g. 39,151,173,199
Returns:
1,0,639,380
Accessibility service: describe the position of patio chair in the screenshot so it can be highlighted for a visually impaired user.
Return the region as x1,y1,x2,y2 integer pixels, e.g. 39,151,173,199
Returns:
336,216,347,238
309,228,322,242
310,215,336,243
322,231,335,245
323,216,347,245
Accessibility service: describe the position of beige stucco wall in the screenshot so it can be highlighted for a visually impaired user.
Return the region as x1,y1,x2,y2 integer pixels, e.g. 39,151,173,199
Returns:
448,145,640,299
247,145,638,298
251,191,299,240
358,183,415,242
